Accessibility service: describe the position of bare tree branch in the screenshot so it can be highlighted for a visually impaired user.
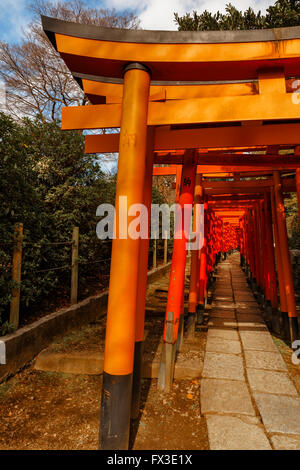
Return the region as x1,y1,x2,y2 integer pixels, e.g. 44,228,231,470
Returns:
0,0,140,121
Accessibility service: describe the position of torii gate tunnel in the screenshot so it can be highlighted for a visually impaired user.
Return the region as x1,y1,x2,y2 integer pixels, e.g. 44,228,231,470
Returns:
43,16,300,449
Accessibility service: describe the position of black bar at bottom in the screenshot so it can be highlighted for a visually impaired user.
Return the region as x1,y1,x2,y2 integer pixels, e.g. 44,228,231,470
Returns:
131,341,143,420
289,316,299,344
282,311,290,342
99,371,132,450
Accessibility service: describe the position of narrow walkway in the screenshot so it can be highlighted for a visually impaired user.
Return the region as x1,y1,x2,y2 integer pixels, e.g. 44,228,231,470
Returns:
201,252,300,450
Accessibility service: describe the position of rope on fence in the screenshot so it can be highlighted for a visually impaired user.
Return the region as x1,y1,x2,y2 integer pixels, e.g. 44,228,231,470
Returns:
22,241,74,247
24,264,71,274
78,258,111,265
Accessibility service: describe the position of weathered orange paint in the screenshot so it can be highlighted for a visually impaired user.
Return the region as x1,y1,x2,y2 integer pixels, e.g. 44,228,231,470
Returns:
264,191,278,308
135,129,154,343
270,186,288,313
85,124,300,154
273,171,297,318
163,151,196,344
103,67,150,376
82,78,259,105
54,31,300,82
188,174,203,313
62,93,300,130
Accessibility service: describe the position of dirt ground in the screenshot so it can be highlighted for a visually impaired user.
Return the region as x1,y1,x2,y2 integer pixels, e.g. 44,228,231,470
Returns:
0,269,209,450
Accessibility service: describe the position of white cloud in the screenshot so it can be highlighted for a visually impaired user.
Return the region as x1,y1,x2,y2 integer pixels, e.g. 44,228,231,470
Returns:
103,0,276,30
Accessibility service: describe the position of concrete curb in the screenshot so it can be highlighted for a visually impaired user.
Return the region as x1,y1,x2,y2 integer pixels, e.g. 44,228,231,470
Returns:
0,262,171,383
34,350,201,380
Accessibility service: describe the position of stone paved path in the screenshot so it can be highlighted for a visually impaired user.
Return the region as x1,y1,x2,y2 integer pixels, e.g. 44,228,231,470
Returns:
201,252,300,450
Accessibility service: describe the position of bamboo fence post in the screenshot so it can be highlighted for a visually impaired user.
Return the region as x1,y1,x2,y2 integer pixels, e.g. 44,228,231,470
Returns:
71,226,79,305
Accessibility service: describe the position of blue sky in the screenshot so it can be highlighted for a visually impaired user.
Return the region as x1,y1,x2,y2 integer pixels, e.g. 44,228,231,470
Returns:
0,0,275,44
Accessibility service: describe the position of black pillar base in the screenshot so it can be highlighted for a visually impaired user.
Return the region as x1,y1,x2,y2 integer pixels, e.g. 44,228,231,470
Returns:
289,316,299,344
186,312,196,339
196,304,205,325
240,253,244,267
99,371,132,450
264,300,273,329
250,277,257,293
271,308,281,335
176,315,184,353
131,340,143,420
281,312,291,342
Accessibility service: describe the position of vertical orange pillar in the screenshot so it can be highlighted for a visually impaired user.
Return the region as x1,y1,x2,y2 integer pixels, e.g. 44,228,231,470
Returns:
251,206,260,291
198,200,208,310
158,151,196,392
175,165,182,203
100,64,150,450
264,191,278,329
259,200,267,297
270,186,287,334
273,171,298,343
131,128,154,420
187,174,203,338
255,203,264,293
297,169,300,230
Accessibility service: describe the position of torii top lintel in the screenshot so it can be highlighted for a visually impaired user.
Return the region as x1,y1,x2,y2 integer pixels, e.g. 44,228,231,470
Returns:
42,16,300,83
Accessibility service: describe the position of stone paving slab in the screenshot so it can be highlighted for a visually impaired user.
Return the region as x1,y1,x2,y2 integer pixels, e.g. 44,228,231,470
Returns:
201,378,255,416
244,350,287,372
202,352,245,381
236,302,261,309
247,369,298,396
207,318,237,329
210,310,236,320
214,283,232,286
212,301,236,309
206,336,242,355
214,293,234,298
214,285,232,290
236,306,261,312
237,312,263,320
204,253,300,449
206,415,272,450
238,324,268,332
237,315,265,323
234,296,256,302
271,435,300,450
233,285,252,290
254,393,300,435
239,331,278,352
214,295,234,301
207,328,239,341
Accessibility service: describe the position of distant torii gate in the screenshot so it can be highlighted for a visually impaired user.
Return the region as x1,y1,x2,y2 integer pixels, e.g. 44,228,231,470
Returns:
42,16,300,450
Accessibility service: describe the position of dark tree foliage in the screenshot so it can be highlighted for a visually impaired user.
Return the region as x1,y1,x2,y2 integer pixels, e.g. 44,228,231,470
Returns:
174,0,300,31
0,112,116,333
0,113,168,333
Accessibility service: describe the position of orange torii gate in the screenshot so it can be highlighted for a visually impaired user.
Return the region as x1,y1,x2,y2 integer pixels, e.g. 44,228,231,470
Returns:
42,16,300,450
